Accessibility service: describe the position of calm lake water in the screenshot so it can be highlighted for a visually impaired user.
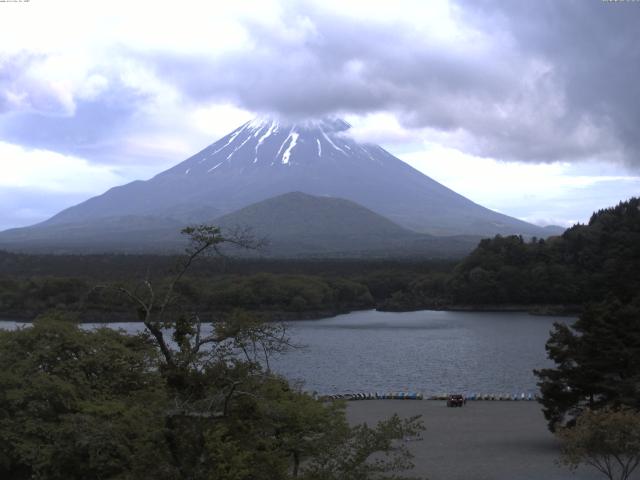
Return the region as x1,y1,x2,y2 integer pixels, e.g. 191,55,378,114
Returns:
0,310,568,395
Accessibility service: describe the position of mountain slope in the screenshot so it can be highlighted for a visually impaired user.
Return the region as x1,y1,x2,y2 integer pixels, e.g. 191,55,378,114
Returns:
0,216,186,253
0,192,480,257
217,191,413,240
214,192,479,257
36,118,559,237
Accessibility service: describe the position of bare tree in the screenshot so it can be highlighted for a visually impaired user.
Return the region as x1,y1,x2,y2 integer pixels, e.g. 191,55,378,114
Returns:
93,224,286,371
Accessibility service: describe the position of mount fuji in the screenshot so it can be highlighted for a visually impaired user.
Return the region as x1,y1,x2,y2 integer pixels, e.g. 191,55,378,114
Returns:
0,117,562,254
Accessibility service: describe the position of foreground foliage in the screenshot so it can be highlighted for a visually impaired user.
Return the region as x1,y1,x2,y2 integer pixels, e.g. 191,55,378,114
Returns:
558,407,640,480
0,319,423,479
0,226,425,480
0,316,169,479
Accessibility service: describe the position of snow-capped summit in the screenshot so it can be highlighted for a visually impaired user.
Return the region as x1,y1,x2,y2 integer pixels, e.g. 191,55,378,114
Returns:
20,117,560,239
163,117,381,176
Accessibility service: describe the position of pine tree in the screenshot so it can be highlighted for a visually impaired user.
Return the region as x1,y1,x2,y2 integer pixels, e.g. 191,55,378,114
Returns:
535,296,640,431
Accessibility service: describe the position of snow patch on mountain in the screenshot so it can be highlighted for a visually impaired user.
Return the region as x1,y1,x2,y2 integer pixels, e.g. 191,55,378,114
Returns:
281,131,299,165
320,128,346,155
226,133,253,160
254,120,278,163
207,162,223,172
199,127,244,163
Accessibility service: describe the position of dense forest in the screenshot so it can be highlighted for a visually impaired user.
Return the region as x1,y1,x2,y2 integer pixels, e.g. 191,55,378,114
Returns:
0,197,638,321
0,253,454,321
448,197,640,306
375,197,640,312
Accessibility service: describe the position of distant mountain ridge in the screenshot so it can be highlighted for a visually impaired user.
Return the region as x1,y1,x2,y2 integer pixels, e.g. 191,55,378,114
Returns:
36,117,560,237
0,215,185,254
216,192,479,257
0,192,481,257
0,117,564,255
217,191,412,240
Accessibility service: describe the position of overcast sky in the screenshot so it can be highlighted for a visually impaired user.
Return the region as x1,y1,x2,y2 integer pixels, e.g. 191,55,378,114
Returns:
1,0,639,231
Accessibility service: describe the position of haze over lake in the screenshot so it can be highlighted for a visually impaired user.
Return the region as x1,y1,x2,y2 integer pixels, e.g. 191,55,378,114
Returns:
1,310,565,395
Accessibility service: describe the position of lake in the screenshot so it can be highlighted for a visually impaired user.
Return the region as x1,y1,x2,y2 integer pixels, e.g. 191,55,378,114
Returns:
0,309,567,396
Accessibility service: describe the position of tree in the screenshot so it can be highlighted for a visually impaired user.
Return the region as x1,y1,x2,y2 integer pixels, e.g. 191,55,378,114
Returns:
535,296,640,431
558,407,640,480
85,224,426,479
93,225,269,373
0,313,171,480
300,414,424,480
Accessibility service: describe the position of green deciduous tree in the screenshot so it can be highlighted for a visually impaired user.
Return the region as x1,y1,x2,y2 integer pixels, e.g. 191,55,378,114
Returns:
0,314,171,480
300,413,424,480
0,225,426,479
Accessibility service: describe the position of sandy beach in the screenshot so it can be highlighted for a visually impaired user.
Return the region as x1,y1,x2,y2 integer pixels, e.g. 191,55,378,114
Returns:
347,400,601,480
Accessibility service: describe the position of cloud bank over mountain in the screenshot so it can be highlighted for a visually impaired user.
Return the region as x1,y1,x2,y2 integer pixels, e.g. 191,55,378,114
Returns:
2,1,639,165
141,0,639,166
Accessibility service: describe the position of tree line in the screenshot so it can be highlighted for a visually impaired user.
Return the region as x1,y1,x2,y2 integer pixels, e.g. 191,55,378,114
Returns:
2,199,639,320
0,256,454,321
449,198,640,306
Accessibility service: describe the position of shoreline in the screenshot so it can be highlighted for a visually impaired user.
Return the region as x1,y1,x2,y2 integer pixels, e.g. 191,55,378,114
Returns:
379,303,581,316
0,303,579,324
0,307,365,324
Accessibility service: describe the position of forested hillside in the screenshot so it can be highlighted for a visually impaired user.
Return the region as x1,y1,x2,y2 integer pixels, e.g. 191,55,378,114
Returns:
447,197,640,306
1,198,637,319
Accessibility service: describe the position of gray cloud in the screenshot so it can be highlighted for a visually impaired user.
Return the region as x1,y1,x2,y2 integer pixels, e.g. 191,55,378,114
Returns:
136,0,639,166
0,52,70,115
142,12,514,120
0,74,153,164
1,1,638,169
455,0,640,164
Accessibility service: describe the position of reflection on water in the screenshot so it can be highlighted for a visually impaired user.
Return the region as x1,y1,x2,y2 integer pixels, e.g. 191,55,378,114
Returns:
0,309,568,395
